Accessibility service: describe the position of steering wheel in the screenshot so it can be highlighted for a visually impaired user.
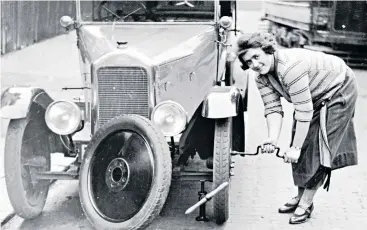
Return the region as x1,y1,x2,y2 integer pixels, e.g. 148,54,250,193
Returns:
122,2,147,21
175,0,195,7
96,1,148,21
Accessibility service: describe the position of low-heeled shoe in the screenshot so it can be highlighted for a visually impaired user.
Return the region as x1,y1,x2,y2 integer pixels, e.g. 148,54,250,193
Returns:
289,204,314,224
278,200,299,213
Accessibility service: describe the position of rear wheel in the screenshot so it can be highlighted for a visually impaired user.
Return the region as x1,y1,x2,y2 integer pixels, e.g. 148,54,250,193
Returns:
79,115,171,230
4,118,51,219
213,118,232,224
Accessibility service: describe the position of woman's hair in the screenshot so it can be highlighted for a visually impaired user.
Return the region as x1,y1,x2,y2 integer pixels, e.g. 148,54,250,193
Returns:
236,32,277,70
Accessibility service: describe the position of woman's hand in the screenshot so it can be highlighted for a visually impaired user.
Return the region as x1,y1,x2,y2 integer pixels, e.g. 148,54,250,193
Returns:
261,138,278,153
284,147,301,163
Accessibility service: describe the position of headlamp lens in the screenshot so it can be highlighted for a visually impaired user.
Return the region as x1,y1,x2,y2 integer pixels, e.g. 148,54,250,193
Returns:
152,101,187,136
45,101,81,135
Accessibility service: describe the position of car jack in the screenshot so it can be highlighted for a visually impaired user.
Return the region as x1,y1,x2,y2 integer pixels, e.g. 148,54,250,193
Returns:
195,181,209,222
185,181,229,221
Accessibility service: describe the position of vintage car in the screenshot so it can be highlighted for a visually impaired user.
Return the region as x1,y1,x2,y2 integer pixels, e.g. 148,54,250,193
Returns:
0,1,251,229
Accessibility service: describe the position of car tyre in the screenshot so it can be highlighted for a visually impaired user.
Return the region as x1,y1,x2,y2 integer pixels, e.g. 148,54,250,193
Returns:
4,118,51,219
79,114,172,230
213,118,232,224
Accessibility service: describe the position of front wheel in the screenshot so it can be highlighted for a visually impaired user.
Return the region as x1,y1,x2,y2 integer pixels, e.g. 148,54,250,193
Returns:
213,118,232,224
79,115,172,230
4,118,51,219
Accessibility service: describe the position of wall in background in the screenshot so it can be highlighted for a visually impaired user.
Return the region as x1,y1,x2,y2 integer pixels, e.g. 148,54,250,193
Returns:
1,0,76,55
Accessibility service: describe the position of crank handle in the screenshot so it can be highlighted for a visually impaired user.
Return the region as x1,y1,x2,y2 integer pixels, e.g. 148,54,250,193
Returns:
261,146,283,159
231,146,261,157
185,182,229,215
275,148,284,159
231,146,283,159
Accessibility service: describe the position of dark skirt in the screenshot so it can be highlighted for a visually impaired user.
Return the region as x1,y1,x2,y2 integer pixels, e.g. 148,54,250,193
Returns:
291,67,358,190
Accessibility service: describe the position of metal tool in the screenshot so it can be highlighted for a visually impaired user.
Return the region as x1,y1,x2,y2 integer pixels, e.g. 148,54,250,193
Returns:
231,145,284,158
185,182,229,215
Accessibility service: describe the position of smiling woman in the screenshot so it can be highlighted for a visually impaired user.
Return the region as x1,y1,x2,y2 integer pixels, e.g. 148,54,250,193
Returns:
80,0,215,22
237,32,277,74
236,32,359,225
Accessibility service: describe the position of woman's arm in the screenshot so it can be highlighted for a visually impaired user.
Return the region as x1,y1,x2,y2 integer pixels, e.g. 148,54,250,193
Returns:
282,60,314,148
255,77,284,152
281,59,314,162
266,112,283,143
261,112,283,153
284,120,311,163
292,121,310,148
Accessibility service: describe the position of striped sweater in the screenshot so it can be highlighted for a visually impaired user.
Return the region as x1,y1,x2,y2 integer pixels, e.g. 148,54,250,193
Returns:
255,48,347,122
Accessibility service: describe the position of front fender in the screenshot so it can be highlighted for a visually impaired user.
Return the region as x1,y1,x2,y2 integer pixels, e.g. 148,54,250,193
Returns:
201,86,241,119
1,86,53,119
1,86,70,154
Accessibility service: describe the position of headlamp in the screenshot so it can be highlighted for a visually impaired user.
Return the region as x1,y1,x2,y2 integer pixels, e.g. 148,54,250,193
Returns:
60,15,74,28
45,100,81,135
219,16,233,29
151,101,187,137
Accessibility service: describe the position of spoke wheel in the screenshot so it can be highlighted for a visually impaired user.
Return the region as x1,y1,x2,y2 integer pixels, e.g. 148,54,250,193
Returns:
79,115,171,230
213,118,232,224
4,118,51,219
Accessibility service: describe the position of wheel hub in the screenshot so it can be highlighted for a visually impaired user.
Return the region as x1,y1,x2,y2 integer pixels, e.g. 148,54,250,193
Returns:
105,158,130,192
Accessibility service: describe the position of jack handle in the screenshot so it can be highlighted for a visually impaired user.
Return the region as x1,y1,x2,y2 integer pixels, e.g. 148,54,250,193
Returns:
185,182,229,215
231,145,284,159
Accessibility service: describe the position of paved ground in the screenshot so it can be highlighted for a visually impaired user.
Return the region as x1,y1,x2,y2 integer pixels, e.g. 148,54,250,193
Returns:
1,8,367,230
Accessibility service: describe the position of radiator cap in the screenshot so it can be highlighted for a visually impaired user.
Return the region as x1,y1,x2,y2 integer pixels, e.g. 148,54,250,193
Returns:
117,41,128,49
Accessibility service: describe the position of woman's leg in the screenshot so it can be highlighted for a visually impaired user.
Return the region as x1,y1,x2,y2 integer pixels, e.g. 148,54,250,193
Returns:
289,187,305,204
297,186,305,199
294,179,323,214
289,182,322,224
278,186,304,213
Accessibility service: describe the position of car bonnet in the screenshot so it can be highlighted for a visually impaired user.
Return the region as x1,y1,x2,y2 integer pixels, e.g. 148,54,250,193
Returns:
78,24,215,64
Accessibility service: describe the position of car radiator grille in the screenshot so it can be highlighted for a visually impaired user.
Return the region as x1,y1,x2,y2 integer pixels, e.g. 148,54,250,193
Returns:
97,67,149,127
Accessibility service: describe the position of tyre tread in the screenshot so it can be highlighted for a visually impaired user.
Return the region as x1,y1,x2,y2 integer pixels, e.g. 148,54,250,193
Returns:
213,118,231,224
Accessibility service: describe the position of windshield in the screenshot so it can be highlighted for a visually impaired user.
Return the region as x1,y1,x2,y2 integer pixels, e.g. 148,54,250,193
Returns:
79,1,215,22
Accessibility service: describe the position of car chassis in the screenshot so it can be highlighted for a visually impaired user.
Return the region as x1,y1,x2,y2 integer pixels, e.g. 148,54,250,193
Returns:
0,1,256,229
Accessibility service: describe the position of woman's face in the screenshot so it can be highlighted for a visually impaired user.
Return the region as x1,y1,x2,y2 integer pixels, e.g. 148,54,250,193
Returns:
241,47,273,75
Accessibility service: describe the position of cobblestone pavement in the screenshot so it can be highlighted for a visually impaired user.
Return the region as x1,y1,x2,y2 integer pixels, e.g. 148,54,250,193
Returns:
2,8,367,230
